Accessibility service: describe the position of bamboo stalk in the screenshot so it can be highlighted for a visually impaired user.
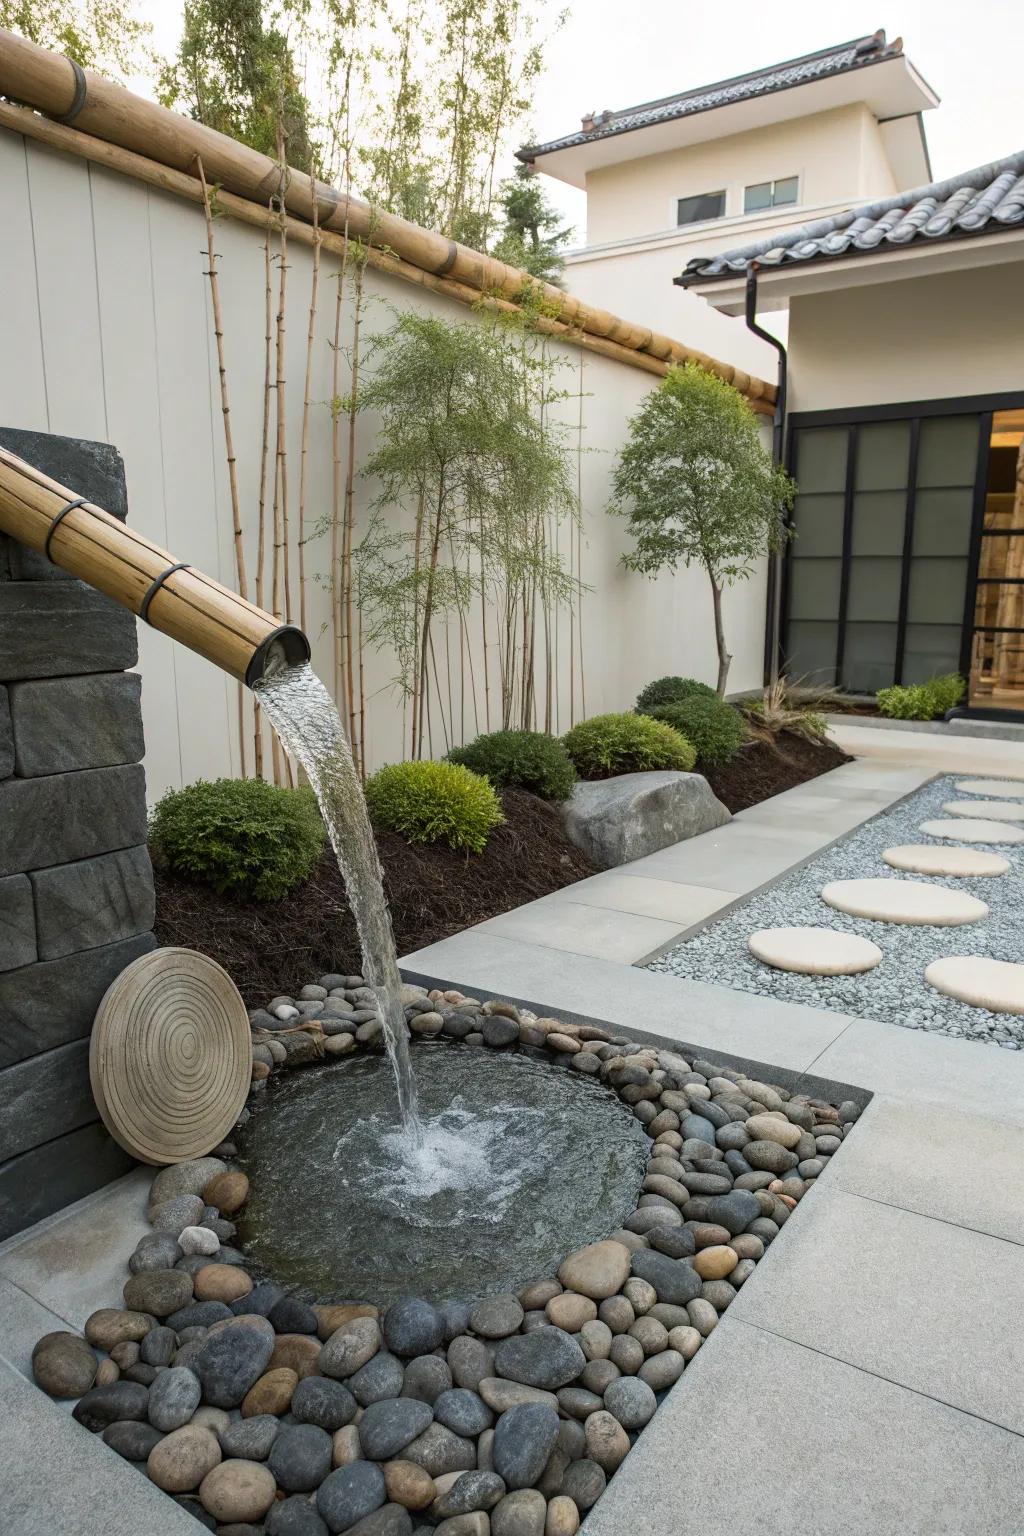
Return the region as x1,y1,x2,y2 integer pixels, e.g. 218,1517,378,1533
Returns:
0,95,775,410
297,198,321,636
342,253,365,770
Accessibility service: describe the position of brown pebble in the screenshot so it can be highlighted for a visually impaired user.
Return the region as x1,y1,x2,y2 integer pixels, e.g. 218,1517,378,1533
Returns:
199,1459,277,1522
546,1292,597,1331
314,1304,378,1342
241,1367,298,1417
95,1358,120,1387
202,1171,250,1216
84,1309,152,1351
194,1265,253,1304
269,1334,322,1378
692,1246,738,1281
384,1459,435,1510
332,1424,362,1468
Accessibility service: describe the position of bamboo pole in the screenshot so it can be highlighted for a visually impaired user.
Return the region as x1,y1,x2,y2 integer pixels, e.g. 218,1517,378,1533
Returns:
297,200,321,637
0,447,308,685
0,87,775,411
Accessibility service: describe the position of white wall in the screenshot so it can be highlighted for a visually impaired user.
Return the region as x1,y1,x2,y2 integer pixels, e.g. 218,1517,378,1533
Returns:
0,126,769,800
787,261,1024,413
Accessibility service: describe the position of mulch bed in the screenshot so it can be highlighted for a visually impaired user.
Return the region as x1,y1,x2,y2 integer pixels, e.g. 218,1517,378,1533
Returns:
701,729,851,813
154,787,596,1000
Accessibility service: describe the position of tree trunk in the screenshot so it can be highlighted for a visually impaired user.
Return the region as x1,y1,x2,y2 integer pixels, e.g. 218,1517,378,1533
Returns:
709,575,731,696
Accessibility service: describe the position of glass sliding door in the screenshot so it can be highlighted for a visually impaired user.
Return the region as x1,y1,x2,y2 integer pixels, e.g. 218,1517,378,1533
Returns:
968,409,1024,711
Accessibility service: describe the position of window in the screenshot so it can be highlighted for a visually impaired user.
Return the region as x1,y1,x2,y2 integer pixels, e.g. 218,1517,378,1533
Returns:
744,176,799,214
676,190,725,226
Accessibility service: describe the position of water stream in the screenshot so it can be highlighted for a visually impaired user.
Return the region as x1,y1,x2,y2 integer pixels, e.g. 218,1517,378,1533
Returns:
253,662,423,1141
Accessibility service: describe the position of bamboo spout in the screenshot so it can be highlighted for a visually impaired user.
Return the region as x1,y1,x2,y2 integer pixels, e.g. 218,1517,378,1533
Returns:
0,447,309,687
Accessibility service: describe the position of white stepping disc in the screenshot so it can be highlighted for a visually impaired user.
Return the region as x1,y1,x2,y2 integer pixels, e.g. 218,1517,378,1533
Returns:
943,800,1024,823
925,956,1024,1015
748,927,882,975
955,778,1024,800
883,845,1011,877
821,878,988,926
919,818,1024,845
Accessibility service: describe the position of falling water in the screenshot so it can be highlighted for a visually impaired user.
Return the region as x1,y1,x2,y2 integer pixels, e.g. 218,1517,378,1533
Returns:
253,662,422,1142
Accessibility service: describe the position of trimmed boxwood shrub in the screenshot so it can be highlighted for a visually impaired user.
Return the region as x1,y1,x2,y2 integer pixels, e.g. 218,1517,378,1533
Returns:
447,729,577,802
649,694,747,766
364,759,505,853
562,712,696,779
635,675,717,713
150,778,325,901
877,673,965,721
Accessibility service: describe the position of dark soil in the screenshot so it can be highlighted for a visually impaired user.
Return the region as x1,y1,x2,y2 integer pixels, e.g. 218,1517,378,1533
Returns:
701,729,852,813
153,787,596,1001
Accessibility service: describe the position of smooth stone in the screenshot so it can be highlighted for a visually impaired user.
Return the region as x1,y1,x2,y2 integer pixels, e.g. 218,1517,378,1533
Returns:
556,1241,631,1301
430,1468,506,1518
491,1488,546,1536
448,1337,493,1391
199,1460,277,1522
220,1415,281,1461
883,843,1011,876
583,1409,629,1474
350,1353,406,1406
383,1459,436,1510
925,955,1024,1015
545,1293,597,1332
150,1194,207,1233
492,1403,560,1490
192,1406,231,1433
316,1305,379,1342
195,1264,253,1304
821,877,988,926
401,1422,476,1477
628,1315,668,1355
557,1387,603,1421
580,1359,619,1394
320,1318,382,1379
345,1503,413,1535
687,1299,719,1336
333,1425,363,1469
546,1494,580,1536
203,1171,250,1216
267,1495,331,1536
578,1320,612,1361
559,1458,606,1511
743,1142,799,1175
169,1301,233,1331
31,1331,98,1397
638,1349,685,1391
72,1380,149,1431
649,1227,695,1260
130,1235,185,1275
744,1113,802,1149
270,1296,321,1335
622,1277,656,1314
629,1250,700,1306
679,1114,716,1145
749,924,883,974
273,1334,325,1380
103,1420,165,1460
667,1325,703,1360
149,1160,227,1213
291,1376,359,1432
141,1326,177,1367
401,1355,452,1403
195,1326,275,1408
242,1367,299,1418
434,1516,489,1536
492,1328,585,1390
479,1379,558,1413
268,1423,334,1492
608,1335,643,1374
944,799,1024,822
360,1399,434,1460
434,1388,493,1437
179,1225,221,1256
692,1245,739,1280
469,1295,524,1339
317,1462,387,1532
919,817,1024,844
148,1425,222,1492
123,1269,194,1319
383,1300,444,1358
149,1366,202,1431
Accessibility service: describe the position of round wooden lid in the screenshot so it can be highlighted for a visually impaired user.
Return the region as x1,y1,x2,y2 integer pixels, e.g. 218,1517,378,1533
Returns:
90,947,251,1166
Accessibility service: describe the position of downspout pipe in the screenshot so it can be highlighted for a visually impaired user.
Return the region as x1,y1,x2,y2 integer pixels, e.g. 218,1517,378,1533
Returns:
0,447,310,687
744,264,788,687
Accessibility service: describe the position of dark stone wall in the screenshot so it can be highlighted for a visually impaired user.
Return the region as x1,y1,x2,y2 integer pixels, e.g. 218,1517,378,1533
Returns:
0,428,156,1241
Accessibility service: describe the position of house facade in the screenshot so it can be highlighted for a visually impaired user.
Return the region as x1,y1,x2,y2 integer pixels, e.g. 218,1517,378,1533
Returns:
519,31,936,375
681,151,1024,715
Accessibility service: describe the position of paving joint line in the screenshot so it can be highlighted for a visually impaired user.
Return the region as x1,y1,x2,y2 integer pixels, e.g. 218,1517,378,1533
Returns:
834,1184,1024,1251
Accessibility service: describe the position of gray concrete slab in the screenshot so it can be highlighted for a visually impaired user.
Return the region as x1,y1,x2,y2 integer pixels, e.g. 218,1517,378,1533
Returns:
632,829,822,891
581,1318,1024,1536
0,1276,73,1383
828,1096,1024,1247
471,897,682,962
539,871,734,925
729,1184,1024,1434
0,1359,198,1536
0,1168,149,1331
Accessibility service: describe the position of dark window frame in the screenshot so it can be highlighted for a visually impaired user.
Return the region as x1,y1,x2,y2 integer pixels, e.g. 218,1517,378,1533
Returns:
781,391,1024,694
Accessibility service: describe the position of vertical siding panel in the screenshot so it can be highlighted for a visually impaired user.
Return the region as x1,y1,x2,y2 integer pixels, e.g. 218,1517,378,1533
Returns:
0,133,49,432
24,140,107,440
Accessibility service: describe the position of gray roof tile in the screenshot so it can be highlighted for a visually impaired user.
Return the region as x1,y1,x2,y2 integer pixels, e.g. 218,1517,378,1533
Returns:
521,31,902,161
679,150,1024,283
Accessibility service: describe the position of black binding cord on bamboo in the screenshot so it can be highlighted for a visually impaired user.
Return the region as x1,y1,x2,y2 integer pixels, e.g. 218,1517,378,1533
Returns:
56,58,87,125
44,496,88,562
139,561,191,625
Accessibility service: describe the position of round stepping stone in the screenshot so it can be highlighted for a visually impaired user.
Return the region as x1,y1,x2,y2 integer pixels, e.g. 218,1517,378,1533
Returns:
943,800,1024,823
925,956,1024,1015
820,879,988,927
748,927,882,975
919,819,1024,845
882,845,1011,878
954,779,1024,800
90,948,252,1165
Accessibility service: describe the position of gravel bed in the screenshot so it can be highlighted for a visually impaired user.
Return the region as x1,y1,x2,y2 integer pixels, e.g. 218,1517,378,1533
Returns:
649,774,1024,1048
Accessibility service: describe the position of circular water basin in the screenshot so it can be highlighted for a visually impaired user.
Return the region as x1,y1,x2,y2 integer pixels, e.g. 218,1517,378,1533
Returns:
234,1041,648,1305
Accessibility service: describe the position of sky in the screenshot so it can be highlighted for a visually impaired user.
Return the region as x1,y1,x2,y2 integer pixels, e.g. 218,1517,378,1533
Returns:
137,0,1024,241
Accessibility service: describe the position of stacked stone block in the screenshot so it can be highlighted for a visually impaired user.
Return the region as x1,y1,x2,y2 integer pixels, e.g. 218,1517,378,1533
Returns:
0,428,156,1240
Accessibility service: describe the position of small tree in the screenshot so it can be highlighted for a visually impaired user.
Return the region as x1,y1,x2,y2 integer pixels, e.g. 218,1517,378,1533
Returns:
611,363,794,695
492,164,573,284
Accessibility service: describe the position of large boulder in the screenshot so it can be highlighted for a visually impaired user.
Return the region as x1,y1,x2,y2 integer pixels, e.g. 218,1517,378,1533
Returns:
563,771,730,869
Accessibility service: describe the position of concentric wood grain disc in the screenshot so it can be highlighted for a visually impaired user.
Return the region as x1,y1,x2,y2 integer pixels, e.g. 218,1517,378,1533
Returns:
90,947,251,1165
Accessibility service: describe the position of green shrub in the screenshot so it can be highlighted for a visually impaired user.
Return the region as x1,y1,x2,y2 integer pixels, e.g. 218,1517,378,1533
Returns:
447,729,577,802
635,675,717,713
649,694,747,766
877,673,966,721
562,712,696,778
150,778,325,901
364,759,504,853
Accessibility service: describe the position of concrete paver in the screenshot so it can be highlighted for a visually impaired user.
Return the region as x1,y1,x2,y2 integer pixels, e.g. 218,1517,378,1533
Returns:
471,897,682,962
